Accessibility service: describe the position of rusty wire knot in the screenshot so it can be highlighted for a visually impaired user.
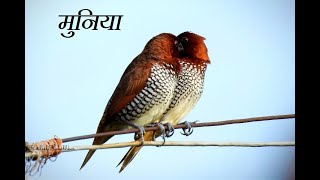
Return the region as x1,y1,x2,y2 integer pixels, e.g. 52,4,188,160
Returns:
25,137,63,176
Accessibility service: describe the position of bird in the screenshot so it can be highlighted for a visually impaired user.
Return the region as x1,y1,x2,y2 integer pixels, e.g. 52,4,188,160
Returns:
117,31,211,172
80,33,182,169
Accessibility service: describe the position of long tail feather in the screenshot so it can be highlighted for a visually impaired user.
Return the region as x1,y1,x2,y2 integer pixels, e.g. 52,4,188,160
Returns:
80,135,113,170
117,131,155,173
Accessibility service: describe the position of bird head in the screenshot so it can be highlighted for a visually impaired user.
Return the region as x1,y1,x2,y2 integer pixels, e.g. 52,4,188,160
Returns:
143,33,180,61
177,32,211,64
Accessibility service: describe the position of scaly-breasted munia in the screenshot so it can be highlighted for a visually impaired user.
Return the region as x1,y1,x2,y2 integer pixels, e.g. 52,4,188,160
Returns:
117,32,211,172
80,33,181,169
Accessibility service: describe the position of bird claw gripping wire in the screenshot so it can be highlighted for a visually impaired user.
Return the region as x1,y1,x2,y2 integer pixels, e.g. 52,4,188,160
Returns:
146,122,175,146
133,125,146,146
157,123,166,143
146,123,166,142
180,121,198,136
164,122,175,138
156,122,174,137
158,122,175,146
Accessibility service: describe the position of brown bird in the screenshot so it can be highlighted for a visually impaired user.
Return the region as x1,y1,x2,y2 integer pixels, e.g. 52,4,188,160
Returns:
80,33,181,169
117,31,211,172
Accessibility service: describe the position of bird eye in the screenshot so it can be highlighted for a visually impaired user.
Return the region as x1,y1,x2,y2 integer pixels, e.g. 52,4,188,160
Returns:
181,37,188,42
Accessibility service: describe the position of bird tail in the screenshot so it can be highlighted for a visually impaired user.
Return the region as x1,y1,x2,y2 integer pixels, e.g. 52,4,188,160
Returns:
80,135,114,170
117,131,156,173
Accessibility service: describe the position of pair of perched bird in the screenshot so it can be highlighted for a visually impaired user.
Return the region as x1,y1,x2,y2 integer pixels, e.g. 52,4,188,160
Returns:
80,31,211,172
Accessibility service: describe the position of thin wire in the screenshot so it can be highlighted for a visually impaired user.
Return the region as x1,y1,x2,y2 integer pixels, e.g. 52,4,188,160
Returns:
62,114,295,143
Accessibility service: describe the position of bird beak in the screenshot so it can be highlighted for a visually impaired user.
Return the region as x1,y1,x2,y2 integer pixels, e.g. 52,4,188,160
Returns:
178,43,184,52
175,41,184,52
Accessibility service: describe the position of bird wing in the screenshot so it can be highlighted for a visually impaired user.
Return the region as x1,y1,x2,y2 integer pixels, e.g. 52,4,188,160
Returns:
80,56,156,170
97,56,155,130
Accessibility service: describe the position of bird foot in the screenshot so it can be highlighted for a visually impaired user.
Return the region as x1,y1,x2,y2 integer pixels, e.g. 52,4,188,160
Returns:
180,121,198,136
155,123,167,147
157,122,175,146
128,124,145,146
145,123,164,143
164,122,175,138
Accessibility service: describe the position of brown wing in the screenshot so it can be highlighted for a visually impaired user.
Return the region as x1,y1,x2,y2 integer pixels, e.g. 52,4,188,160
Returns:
80,55,155,170
97,55,155,131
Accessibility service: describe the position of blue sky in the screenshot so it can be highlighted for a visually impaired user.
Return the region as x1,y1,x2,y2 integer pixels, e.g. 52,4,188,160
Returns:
26,0,295,179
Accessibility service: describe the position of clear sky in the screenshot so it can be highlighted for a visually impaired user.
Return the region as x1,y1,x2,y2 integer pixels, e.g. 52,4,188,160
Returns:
26,0,295,179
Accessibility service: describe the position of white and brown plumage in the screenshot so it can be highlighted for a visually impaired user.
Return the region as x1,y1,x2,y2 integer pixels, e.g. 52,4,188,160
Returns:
118,32,211,172
80,33,181,169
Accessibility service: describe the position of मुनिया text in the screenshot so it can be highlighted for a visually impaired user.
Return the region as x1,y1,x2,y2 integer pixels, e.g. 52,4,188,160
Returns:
58,9,123,38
